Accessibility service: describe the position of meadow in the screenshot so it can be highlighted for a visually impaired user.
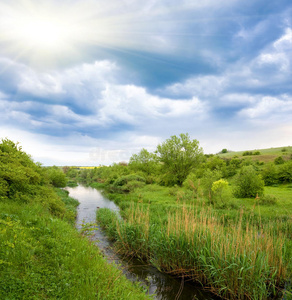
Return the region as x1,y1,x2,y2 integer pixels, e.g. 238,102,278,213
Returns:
96,184,292,299
0,139,150,300
72,135,292,299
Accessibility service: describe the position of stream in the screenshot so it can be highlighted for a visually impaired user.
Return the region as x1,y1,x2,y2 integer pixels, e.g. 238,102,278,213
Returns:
65,185,217,300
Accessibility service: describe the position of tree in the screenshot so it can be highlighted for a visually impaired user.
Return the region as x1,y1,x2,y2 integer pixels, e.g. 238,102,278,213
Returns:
212,179,231,204
233,166,264,198
129,148,158,175
46,166,67,188
156,133,203,186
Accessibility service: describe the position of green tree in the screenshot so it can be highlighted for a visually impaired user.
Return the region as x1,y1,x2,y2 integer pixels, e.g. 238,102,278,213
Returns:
212,179,231,204
201,169,222,201
233,166,264,198
261,163,278,186
46,166,68,188
129,148,158,175
156,133,203,186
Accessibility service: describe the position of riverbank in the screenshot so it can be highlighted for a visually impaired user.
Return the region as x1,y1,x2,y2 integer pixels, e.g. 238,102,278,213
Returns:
0,139,150,299
93,183,292,300
0,190,150,299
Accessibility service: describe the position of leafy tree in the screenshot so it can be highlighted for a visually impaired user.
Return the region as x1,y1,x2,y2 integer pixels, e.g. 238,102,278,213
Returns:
221,148,228,153
211,179,231,204
277,161,292,183
261,163,278,186
46,166,67,188
129,148,158,175
156,133,203,186
201,169,222,201
0,138,44,200
233,166,264,198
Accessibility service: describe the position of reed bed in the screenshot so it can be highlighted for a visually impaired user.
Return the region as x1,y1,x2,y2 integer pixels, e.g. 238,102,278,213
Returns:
97,204,291,299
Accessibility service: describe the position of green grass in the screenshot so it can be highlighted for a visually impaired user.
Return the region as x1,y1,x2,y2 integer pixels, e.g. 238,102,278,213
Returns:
97,183,292,299
218,146,292,162
0,194,151,300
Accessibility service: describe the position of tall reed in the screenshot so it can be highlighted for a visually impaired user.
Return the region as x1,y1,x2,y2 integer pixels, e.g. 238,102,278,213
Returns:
97,204,291,299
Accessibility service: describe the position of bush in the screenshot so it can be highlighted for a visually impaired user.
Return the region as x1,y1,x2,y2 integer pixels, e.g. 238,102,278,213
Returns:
277,161,292,183
233,166,264,198
258,195,277,206
261,163,279,186
112,174,146,193
211,179,231,204
201,169,222,201
274,156,285,165
242,151,253,156
253,151,261,155
46,167,68,187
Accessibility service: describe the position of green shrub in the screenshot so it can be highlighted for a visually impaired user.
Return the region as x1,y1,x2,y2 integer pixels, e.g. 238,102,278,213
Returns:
277,161,292,183
253,151,261,155
233,166,264,198
258,195,277,206
112,174,146,193
261,163,279,186
201,169,222,201
211,179,231,204
242,151,253,156
274,156,285,165
46,166,68,187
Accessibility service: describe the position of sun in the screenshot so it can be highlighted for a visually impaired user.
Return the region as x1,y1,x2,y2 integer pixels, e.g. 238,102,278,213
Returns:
16,18,67,50
10,13,76,52
0,1,131,65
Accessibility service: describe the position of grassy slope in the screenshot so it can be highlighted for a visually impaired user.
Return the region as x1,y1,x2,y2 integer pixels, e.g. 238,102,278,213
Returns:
0,190,150,300
218,146,292,162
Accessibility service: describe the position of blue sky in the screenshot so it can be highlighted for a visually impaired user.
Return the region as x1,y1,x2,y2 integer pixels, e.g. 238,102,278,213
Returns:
0,0,291,165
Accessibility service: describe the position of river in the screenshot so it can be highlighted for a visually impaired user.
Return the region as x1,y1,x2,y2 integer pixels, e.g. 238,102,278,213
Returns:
65,185,217,300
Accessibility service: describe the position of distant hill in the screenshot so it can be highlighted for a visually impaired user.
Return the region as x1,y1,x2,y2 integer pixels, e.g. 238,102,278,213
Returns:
217,146,292,163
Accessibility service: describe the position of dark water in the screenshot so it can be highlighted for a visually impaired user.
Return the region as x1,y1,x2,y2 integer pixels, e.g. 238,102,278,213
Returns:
66,185,217,300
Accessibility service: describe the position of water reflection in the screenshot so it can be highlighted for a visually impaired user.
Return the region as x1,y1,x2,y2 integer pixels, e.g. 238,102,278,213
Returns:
66,185,217,300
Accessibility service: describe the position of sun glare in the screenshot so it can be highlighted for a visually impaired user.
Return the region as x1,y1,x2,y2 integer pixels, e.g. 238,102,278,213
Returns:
0,2,130,64
13,15,73,51
19,19,64,48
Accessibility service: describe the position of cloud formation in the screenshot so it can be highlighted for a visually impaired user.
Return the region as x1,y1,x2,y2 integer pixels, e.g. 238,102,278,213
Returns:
0,0,291,165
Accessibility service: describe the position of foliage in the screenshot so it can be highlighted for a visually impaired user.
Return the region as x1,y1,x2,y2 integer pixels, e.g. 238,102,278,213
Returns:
0,138,44,200
112,174,146,193
97,204,290,300
0,203,149,300
211,179,231,204
258,194,278,206
0,138,149,300
242,150,253,156
233,166,265,198
274,156,285,165
156,133,203,186
277,161,292,183
129,148,159,176
200,169,222,201
46,166,68,187
221,148,228,153
261,163,279,186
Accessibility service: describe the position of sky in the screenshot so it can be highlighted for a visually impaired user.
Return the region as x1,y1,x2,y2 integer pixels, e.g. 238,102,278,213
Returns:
0,0,291,166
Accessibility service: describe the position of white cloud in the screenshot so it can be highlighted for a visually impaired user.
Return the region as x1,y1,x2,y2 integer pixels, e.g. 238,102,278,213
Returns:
98,84,207,124
238,95,292,120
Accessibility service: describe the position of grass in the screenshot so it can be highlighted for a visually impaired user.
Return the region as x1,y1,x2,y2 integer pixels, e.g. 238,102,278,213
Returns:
218,146,292,162
96,183,292,299
0,192,151,300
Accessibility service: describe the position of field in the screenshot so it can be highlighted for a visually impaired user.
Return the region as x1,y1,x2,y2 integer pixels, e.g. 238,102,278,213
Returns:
96,183,292,299
218,146,292,162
